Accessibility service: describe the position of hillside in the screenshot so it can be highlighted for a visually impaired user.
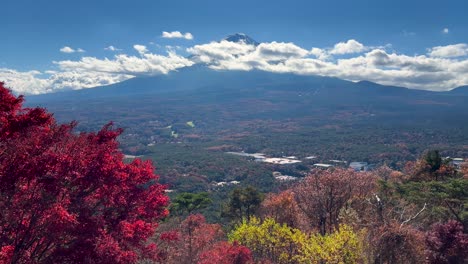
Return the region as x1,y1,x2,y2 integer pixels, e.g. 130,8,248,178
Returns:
23,66,468,193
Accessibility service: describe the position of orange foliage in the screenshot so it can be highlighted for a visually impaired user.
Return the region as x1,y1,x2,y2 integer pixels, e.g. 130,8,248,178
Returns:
259,190,308,230
293,168,377,234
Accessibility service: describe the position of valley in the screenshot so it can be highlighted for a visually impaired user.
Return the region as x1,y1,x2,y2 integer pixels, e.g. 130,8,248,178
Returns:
3,1,468,261
26,67,468,197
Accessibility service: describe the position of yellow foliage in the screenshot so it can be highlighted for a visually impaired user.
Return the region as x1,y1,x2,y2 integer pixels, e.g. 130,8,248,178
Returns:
305,224,363,264
229,217,362,264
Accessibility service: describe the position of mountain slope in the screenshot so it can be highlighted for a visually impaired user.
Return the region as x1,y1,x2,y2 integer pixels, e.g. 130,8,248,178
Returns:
27,65,466,108
28,66,355,103
23,64,468,170
446,85,468,95
224,33,259,45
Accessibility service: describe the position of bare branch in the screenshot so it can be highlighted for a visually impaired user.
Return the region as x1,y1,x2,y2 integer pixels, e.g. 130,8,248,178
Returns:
400,203,426,228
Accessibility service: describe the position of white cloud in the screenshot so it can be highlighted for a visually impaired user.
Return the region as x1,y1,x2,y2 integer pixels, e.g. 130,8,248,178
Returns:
0,69,53,94
60,46,85,53
428,44,468,58
330,39,367,55
1,45,194,94
48,71,132,90
186,39,468,91
133,44,148,55
330,50,458,90
165,45,182,50
188,41,310,72
3,37,468,94
309,47,329,60
56,51,194,76
162,31,194,40
60,46,75,53
0,68,132,95
184,33,194,40
187,40,256,65
443,28,449,34
104,45,122,51
255,42,309,59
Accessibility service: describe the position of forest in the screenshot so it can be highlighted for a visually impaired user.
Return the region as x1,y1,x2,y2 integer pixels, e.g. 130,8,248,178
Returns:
1,81,467,263
26,69,468,198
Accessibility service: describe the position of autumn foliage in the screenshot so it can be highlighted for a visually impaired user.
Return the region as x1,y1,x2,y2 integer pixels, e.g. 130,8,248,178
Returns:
229,217,362,264
259,190,307,230
425,220,468,264
2,81,467,263
156,214,252,264
198,241,252,264
0,83,168,263
293,168,376,234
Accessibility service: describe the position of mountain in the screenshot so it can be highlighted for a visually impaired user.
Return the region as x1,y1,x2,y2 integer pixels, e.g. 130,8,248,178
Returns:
224,33,259,45
446,85,468,95
27,65,466,107
25,64,468,139
28,33,466,106
27,65,353,103
24,64,468,171
355,80,431,96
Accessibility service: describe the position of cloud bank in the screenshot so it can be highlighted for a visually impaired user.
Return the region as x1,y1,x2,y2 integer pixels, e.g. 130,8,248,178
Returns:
428,44,468,58
1,37,468,94
187,40,468,91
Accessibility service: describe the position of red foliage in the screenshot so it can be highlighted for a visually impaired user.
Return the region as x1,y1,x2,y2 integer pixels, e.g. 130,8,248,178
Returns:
0,246,14,264
0,83,169,263
425,220,468,264
198,241,252,264
371,222,426,264
157,214,224,264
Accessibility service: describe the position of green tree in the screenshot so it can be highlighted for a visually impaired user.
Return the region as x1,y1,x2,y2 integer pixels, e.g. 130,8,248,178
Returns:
407,150,457,181
424,150,442,173
398,178,468,229
224,187,263,222
171,192,212,216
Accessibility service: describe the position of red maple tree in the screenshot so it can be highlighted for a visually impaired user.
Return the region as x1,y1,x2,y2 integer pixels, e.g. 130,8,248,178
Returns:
0,83,169,263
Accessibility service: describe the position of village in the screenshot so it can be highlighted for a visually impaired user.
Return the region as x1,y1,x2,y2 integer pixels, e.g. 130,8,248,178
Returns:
220,151,466,184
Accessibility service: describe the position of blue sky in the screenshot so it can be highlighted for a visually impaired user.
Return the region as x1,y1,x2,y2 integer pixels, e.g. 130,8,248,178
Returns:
1,0,468,94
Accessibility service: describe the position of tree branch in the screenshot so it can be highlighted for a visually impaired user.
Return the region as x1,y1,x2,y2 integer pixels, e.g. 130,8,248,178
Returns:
400,203,426,228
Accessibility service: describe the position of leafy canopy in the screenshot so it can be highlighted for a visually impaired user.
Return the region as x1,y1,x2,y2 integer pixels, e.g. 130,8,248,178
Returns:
229,217,362,264
0,83,169,263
